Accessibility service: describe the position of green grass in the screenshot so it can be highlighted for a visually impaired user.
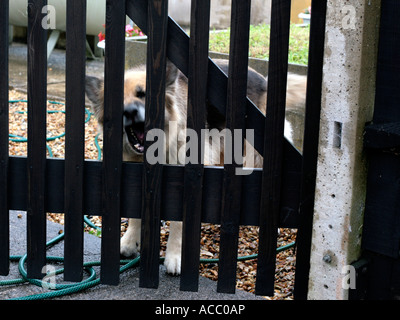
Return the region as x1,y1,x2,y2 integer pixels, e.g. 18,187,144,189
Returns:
209,23,310,65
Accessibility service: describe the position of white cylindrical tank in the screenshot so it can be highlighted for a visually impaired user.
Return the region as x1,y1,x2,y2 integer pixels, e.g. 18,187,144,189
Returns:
9,0,108,36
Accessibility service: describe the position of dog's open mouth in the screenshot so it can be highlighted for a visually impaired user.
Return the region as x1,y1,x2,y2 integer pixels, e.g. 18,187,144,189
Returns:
126,122,145,154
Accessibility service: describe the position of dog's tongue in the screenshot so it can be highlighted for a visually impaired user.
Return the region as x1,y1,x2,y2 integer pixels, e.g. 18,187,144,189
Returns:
135,130,145,144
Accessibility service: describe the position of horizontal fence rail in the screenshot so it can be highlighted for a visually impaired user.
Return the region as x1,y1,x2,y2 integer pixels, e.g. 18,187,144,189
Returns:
8,157,300,227
0,0,328,298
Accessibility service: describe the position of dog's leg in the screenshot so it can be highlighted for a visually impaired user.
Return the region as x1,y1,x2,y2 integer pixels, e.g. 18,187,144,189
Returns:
120,218,141,257
164,221,182,275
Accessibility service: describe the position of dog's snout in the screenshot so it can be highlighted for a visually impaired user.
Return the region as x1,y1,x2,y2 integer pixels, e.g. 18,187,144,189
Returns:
123,102,145,126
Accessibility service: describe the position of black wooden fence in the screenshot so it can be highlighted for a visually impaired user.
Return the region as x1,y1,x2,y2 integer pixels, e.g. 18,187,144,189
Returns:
352,0,400,300
0,0,327,298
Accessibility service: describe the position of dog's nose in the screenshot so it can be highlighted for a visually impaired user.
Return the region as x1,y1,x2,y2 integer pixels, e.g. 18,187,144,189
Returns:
123,102,145,126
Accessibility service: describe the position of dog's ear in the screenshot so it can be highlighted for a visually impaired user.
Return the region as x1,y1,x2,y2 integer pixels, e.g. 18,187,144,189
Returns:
85,75,104,124
85,76,104,104
165,60,179,87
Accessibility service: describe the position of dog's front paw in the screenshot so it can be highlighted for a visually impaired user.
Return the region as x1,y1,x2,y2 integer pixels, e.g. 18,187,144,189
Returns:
164,252,181,275
120,232,140,258
120,218,141,258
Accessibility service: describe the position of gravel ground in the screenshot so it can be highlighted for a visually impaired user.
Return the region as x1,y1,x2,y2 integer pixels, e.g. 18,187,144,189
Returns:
8,89,297,300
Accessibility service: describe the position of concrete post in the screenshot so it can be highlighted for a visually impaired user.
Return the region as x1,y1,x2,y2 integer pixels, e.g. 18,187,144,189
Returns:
307,0,381,300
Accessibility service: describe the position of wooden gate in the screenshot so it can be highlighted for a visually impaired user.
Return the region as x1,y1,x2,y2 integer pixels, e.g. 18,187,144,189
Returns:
352,0,400,300
0,0,327,298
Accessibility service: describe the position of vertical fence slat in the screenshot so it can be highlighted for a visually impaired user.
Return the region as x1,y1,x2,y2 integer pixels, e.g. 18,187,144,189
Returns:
0,0,9,276
100,0,126,285
255,0,291,296
139,0,168,289
294,0,327,300
26,0,48,279
64,0,87,282
180,0,210,292
217,0,251,294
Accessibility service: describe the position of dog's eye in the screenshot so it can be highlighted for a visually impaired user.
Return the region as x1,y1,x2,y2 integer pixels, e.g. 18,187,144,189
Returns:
136,88,146,99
